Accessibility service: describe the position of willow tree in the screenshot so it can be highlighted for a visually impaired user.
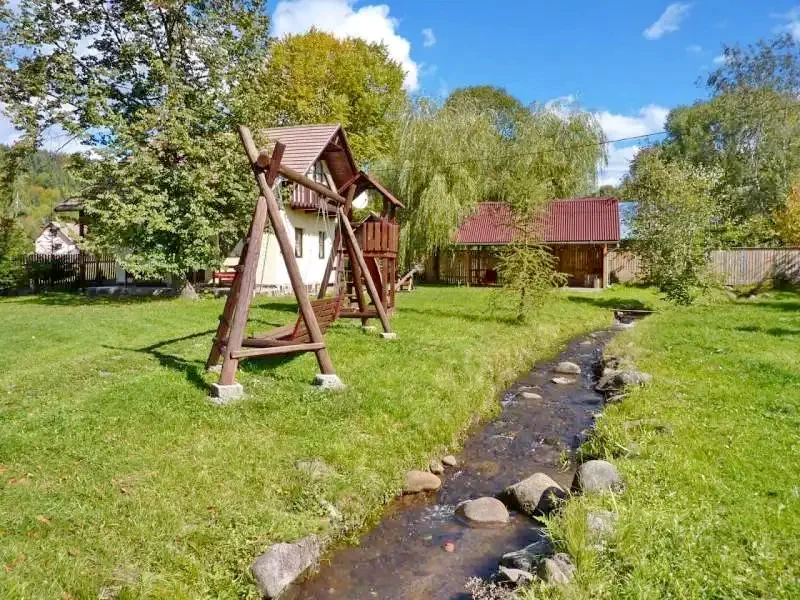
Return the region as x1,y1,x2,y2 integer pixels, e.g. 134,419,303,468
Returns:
380,96,606,319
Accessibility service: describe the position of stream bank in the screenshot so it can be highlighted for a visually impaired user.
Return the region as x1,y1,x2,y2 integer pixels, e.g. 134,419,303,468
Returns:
284,321,628,600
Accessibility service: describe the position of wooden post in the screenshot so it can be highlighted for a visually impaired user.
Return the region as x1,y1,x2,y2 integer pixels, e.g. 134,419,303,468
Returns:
217,195,268,385
238,126,335,375
340,209,392,334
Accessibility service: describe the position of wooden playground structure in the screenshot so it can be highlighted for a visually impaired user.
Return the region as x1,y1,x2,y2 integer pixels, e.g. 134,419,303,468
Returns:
206,125,403,400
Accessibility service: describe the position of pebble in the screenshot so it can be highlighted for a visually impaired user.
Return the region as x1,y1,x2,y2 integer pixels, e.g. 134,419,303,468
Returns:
442,455,458,467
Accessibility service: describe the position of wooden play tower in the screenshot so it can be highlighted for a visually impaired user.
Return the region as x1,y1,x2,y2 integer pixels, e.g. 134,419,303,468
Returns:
206,124,402,401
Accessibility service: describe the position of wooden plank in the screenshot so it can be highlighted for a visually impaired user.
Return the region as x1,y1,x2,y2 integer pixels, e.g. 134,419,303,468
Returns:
239,126,336,375
243,337,312,348
231,343,326,359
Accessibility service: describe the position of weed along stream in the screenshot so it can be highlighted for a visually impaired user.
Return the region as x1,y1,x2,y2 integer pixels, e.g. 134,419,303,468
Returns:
284,316,638,600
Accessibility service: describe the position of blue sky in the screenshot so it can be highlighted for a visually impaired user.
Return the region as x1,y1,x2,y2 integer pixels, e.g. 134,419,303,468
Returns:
4,1,800,185
269,0,800,185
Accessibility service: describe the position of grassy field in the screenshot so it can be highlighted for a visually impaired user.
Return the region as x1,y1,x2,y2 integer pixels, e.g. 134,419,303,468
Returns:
537,291,800,599
0,285,653,599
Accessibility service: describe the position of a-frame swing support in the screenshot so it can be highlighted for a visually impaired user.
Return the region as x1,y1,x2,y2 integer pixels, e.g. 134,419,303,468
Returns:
206,125,393,402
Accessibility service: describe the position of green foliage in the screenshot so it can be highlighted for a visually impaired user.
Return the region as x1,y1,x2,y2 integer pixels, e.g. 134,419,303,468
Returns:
495,242,567,321
1,0,272,281
776,183,800,245
382,98,606,260
623,149,720,304
655,34,800,245
445,85,527,138
0,216,27,289
254,29,408,164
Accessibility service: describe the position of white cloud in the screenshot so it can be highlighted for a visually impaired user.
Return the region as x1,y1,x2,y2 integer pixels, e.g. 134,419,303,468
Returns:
422,27,436,48
598,144,641,187
686,44,703,54
771,7,800,40
594,104,669,141
273,0,419,91
643,3,692,40
594,104,671,185
712,53,727,65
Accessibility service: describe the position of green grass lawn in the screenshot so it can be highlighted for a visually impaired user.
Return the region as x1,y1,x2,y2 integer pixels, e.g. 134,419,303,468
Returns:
0,285,654,599
538,291,800,599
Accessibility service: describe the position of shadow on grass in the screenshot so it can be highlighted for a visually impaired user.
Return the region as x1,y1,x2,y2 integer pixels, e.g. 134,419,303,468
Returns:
400,306,518,325
250,300,303,314
565,295,650,310
10,292,178,307
104,329,216,391
734,325,800,338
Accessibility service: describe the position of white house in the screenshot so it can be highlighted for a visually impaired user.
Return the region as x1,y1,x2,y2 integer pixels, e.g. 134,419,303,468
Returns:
222,124,370,294
34,221,80,255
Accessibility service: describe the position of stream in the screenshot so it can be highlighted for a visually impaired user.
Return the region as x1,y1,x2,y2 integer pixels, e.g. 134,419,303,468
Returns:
285,320,628,600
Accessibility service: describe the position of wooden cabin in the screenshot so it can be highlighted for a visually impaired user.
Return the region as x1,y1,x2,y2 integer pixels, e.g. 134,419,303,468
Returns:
427,197,621,288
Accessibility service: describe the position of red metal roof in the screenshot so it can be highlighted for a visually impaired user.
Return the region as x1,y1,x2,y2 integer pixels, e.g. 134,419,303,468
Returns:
455,198,620,245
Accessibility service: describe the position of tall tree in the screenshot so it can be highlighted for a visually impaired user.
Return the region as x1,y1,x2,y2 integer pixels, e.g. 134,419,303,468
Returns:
255,29,408,164
623,148,720,304
445,85,527,139
0,0,271,293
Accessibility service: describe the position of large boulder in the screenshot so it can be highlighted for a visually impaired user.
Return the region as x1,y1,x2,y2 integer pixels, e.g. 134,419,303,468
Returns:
595,369,652,393
403,470,442,494
554,361,581,375
251,535,322,599
537,553,575,585
497,566,534,586
456,497,509,527
572,460,624,494
504,473,567,516
500,538,553,572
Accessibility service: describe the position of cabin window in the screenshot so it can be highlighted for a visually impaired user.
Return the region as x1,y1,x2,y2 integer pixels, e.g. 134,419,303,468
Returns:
318,231,326,259
294,228,303,258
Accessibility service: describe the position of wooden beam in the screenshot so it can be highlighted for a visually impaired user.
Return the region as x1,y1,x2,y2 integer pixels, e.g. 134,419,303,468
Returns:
256,149,347,205
239,125,336,375
216,194,268,384
243,337,311,348
265,141,285,186
339,207,393,333
231,343,325,359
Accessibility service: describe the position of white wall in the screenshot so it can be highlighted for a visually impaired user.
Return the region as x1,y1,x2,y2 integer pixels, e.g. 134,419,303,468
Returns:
34,228,79,255
223,208,337,292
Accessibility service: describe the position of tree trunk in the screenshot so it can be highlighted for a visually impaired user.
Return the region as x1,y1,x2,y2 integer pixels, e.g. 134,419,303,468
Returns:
179,278,199,300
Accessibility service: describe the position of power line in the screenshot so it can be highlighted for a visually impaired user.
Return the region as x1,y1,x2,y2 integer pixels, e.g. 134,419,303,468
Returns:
365,130,668,178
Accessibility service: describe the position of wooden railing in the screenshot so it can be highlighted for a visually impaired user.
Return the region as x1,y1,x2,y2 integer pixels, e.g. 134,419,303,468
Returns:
24,253,117,291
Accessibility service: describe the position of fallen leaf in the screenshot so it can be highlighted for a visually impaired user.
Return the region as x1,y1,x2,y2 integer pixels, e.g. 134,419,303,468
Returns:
68,548,80,557
120,487,129,495
63,593,73,600
4,553,25,573
0,466,7,474
7,477,30,486
36,515,51,525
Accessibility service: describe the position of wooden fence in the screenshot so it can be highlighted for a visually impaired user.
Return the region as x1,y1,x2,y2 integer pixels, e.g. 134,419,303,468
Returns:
24,253,117,291
608,248,800,287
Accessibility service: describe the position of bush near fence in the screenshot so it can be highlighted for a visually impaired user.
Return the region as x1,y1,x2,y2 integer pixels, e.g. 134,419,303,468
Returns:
608,247,800,287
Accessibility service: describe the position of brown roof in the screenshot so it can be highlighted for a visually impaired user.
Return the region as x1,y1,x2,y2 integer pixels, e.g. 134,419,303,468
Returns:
455,198,620,245
262,124,403,212
54,197,84,212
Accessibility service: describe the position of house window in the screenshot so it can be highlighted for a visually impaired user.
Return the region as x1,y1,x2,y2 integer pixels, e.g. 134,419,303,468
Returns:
295,227,303,258
313,161,325,184
318,231,326,259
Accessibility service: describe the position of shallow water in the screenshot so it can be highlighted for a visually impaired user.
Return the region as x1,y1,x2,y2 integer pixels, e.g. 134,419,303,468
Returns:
285,326,620,600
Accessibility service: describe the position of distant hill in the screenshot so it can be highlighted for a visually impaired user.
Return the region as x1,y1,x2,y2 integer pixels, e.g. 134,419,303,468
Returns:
0,146,78,240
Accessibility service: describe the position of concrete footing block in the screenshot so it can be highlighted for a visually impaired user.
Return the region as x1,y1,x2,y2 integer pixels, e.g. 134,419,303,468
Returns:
208,382,245,405
380,332,398,340
313,374,346,391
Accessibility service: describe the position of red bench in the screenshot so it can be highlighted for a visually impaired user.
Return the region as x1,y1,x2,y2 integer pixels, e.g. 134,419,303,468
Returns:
213,271,236,286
